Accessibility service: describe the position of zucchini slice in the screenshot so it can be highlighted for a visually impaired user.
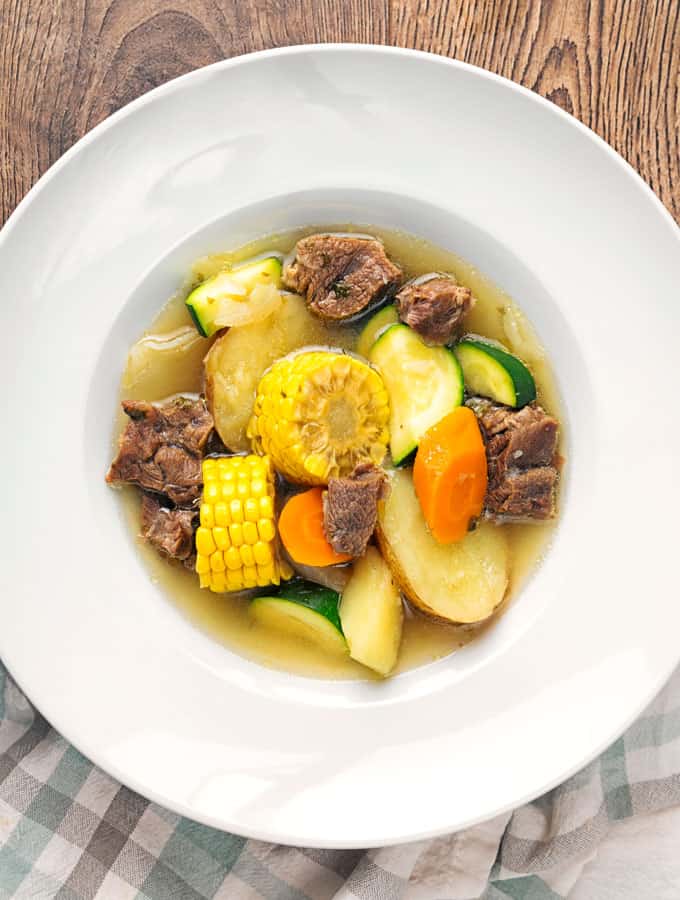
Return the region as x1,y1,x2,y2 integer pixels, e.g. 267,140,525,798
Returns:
186,257,282,337
454,338,536,408
369,324,464,464
356,305,399,358
250,580,347,656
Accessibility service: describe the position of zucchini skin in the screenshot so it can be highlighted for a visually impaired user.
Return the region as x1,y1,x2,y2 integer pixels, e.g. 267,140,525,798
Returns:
186,257,282,338
370,324,464,464
250,579,347,654
356,305,399,358
454,337,536,408
186,301,209,338
274,579,344,633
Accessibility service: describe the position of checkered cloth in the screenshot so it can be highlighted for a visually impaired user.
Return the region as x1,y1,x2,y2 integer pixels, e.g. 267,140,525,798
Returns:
2,660,680,900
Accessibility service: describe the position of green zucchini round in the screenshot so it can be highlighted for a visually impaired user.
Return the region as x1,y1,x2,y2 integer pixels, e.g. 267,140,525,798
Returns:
250,580,347,656
454,338,536,408
369,324,464,464
356,305,400,358
186,256,282,338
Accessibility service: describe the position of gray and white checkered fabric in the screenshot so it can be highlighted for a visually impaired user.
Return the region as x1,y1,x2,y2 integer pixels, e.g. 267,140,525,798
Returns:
2,661,680,899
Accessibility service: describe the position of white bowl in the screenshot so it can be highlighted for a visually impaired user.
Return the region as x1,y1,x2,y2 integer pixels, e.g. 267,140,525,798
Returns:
1,45,679,848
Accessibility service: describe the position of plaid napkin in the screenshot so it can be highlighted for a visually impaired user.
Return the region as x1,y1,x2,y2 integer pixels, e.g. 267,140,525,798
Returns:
2,660,680,900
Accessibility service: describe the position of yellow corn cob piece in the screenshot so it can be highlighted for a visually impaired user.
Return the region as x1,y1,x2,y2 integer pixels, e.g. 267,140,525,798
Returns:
247,351,390,484
195,455,289,593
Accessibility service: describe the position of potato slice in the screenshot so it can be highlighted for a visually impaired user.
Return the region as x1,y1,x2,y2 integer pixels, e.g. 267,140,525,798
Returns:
204,294,351,451
340,547,403,676
213,282,282,329
376,469,508,624
123,326,207,400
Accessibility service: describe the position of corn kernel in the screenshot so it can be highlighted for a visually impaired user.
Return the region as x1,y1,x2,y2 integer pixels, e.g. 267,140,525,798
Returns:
257,518,276,542
259,496,274,519
211,571,227,593
244,498,259,522
195,555,210,574
213,527,230,551
200,503,214,528
199,572,212,588
229,523,243,546
227,570,244,590
243,565,258,586
204,482,220,504
225,547,242,570
214,502,229,527
256,566,273,587
242,521,258,545
239,544,254,567
305,454,327,478
229,499,244,524
203,458,217,476
236,479,250,500
221,481,236,501
253,541,273,566
251,478,266,498
196,527,216,557
210,550,225,572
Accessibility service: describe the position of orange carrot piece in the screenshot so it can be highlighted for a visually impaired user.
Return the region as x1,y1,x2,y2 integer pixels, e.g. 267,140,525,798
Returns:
413,406,488,543
278,488,352,567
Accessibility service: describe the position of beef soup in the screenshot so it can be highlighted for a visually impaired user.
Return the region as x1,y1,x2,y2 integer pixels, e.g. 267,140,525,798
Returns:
108,226,563,679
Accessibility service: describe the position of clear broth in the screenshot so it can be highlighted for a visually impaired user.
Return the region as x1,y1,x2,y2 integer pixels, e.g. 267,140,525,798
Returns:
117,225,561,679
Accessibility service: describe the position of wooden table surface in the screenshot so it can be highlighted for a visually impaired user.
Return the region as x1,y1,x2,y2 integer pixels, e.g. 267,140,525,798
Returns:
1,0,678,227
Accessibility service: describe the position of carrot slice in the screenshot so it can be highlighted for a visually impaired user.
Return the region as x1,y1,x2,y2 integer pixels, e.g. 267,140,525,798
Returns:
279,488,352,567
413,406,488,543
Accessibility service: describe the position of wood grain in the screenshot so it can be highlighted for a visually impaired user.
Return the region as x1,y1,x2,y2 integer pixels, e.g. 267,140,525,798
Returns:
1,0,678,225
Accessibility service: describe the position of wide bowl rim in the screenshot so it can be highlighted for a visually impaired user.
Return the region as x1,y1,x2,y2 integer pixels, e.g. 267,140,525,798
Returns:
2,44,677,250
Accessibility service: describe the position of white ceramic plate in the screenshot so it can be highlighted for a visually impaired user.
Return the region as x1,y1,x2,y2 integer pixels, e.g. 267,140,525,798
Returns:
1,45,679,848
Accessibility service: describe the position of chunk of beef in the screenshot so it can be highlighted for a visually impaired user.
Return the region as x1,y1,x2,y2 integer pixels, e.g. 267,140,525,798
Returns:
474,401,559,521
140,493,197,568
485,467,558,520
480,404,559,474
323,463,389,557
106,397,213,506
395,276,473,344
282,234,402,320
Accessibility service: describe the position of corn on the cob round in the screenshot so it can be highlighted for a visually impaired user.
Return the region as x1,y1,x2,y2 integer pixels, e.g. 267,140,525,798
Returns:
247,351,390,484
195,455,292,592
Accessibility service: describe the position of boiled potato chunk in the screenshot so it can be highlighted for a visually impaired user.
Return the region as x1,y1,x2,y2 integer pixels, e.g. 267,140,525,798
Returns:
377,469,508,624
204,294,351,451
340,547,403,676
123,326,207,401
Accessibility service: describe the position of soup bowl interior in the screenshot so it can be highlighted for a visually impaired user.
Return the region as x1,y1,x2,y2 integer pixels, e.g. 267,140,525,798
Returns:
93,189,574,678
0,46,679,847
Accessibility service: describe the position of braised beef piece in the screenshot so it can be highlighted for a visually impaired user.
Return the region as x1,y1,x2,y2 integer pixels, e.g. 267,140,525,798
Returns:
323,463,389,557
282,234,402,320
485,467,558,520
474,401,559,521
106,397,213,506
140,493,197,569
481,404,559,472
395,276,473,344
